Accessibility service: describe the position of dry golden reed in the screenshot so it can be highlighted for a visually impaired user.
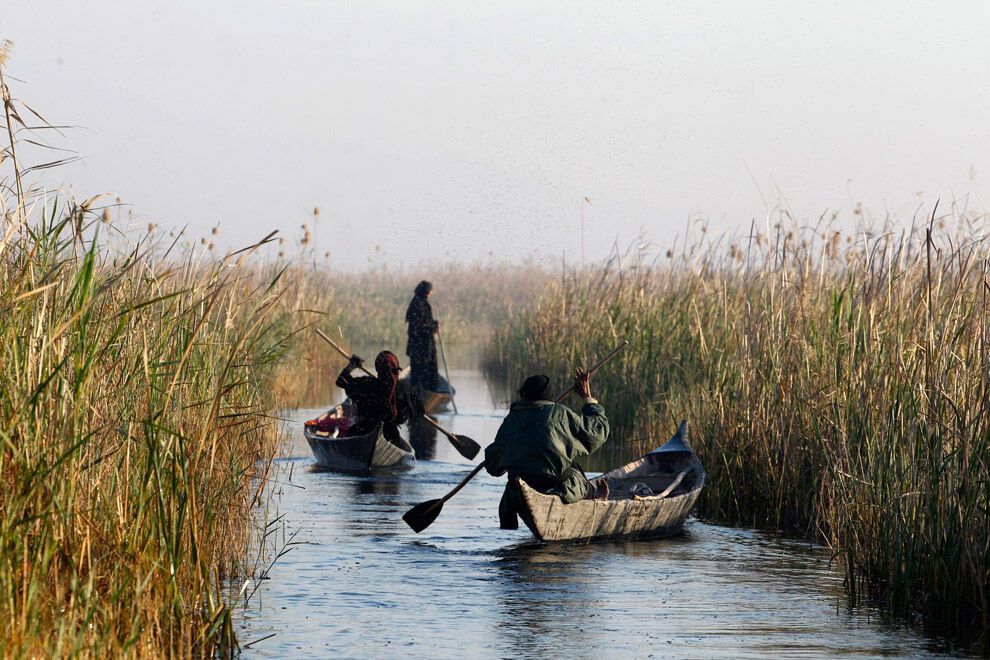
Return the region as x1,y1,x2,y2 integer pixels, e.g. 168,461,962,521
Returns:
0,55,315,655
487,210,990,643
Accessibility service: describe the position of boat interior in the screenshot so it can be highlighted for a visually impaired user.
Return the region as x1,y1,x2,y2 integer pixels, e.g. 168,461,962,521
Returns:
306,402,354,438
600,450,703,501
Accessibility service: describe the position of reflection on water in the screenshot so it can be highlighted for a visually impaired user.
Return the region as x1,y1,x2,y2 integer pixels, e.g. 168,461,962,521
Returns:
350,473,403,500
234,368,961,658
407,417,439,460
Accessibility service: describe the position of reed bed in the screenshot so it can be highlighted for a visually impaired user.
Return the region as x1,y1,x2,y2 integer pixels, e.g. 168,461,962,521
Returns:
327,264,550,351
486,210,990,641
0,57,304,654
0,218,297,655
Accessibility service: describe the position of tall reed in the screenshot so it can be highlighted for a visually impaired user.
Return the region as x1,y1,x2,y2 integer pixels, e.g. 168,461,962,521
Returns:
486,211,990,641
1,53,296,655
327,263,550,350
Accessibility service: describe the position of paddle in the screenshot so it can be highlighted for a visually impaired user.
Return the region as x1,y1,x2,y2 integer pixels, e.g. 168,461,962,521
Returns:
402,339,629,533
314,329,481,460
413,413,480,460
435,314,458,415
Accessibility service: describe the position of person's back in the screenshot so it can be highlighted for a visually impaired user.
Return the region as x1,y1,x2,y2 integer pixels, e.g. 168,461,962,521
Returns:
337,373,394,427
485,372,609,518
488,399,607,489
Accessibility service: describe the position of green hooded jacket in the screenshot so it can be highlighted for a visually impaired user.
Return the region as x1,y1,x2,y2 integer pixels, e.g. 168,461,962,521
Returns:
484,399,609,503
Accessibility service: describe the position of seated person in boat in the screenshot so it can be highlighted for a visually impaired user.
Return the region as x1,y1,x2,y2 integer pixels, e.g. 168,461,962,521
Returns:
336,351,418,442
485,370,609,528
405,280,440,391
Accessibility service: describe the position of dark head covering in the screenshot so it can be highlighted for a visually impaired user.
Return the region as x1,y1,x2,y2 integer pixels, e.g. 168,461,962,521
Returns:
414,280,433,298
519,374,551,401
375,351,401,417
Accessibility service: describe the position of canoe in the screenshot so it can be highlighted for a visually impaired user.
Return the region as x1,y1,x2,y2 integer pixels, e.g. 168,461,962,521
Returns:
511,421,705,543
403,374,456,415
304,404,415,472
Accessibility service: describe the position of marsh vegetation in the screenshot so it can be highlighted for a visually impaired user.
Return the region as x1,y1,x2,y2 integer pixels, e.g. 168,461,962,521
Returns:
485,210,990,643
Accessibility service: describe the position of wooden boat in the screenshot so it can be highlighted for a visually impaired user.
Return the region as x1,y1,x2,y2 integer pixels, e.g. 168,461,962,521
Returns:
304,403,415,472
511,421,705,542
402,374,455,415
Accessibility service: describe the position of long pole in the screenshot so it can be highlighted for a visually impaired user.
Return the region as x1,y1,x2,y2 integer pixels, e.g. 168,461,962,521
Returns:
436,312,458,415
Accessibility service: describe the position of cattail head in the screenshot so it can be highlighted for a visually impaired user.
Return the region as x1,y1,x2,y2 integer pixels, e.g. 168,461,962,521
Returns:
101,208,111,223
211,226,219,236
827,231,841,257
313,207,320,216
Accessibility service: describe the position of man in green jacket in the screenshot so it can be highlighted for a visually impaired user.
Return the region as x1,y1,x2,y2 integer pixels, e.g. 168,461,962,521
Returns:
485,369,609,529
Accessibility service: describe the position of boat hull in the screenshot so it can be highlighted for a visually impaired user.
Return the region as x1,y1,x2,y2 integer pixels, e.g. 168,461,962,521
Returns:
304,424,415,473
403,374,455,415
513,475,702,542
511,424,706,543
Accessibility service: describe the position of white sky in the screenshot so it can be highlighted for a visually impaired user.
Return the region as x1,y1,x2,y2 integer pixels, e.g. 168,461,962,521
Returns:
3,1,989,267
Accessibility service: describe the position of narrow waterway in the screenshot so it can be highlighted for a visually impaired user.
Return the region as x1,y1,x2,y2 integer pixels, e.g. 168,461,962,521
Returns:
234,368,959,658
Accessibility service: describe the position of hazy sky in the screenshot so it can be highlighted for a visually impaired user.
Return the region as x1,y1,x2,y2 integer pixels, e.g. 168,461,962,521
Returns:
3,1,988,267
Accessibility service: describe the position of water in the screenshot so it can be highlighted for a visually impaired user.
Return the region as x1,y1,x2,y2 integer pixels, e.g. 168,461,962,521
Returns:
234,368,959,658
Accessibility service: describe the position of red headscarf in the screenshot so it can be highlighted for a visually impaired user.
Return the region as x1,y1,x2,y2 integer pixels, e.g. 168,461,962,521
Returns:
375,351,401,418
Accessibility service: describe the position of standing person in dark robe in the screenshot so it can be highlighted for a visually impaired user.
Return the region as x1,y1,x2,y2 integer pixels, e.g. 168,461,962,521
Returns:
484,369,610,529
405,280,440,391
335,351,417,444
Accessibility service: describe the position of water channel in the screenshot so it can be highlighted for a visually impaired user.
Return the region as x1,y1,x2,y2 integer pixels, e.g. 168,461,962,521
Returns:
234,367,960,658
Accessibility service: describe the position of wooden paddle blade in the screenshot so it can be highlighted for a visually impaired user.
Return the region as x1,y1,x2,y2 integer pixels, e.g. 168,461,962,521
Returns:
449,434,481,460
402,498,445,533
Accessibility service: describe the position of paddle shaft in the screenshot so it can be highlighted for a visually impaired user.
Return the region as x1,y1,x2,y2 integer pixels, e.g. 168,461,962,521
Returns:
432,339,630,499
421,413,459,440
316,328,377,378
442,463,486,503
435,317,458,415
